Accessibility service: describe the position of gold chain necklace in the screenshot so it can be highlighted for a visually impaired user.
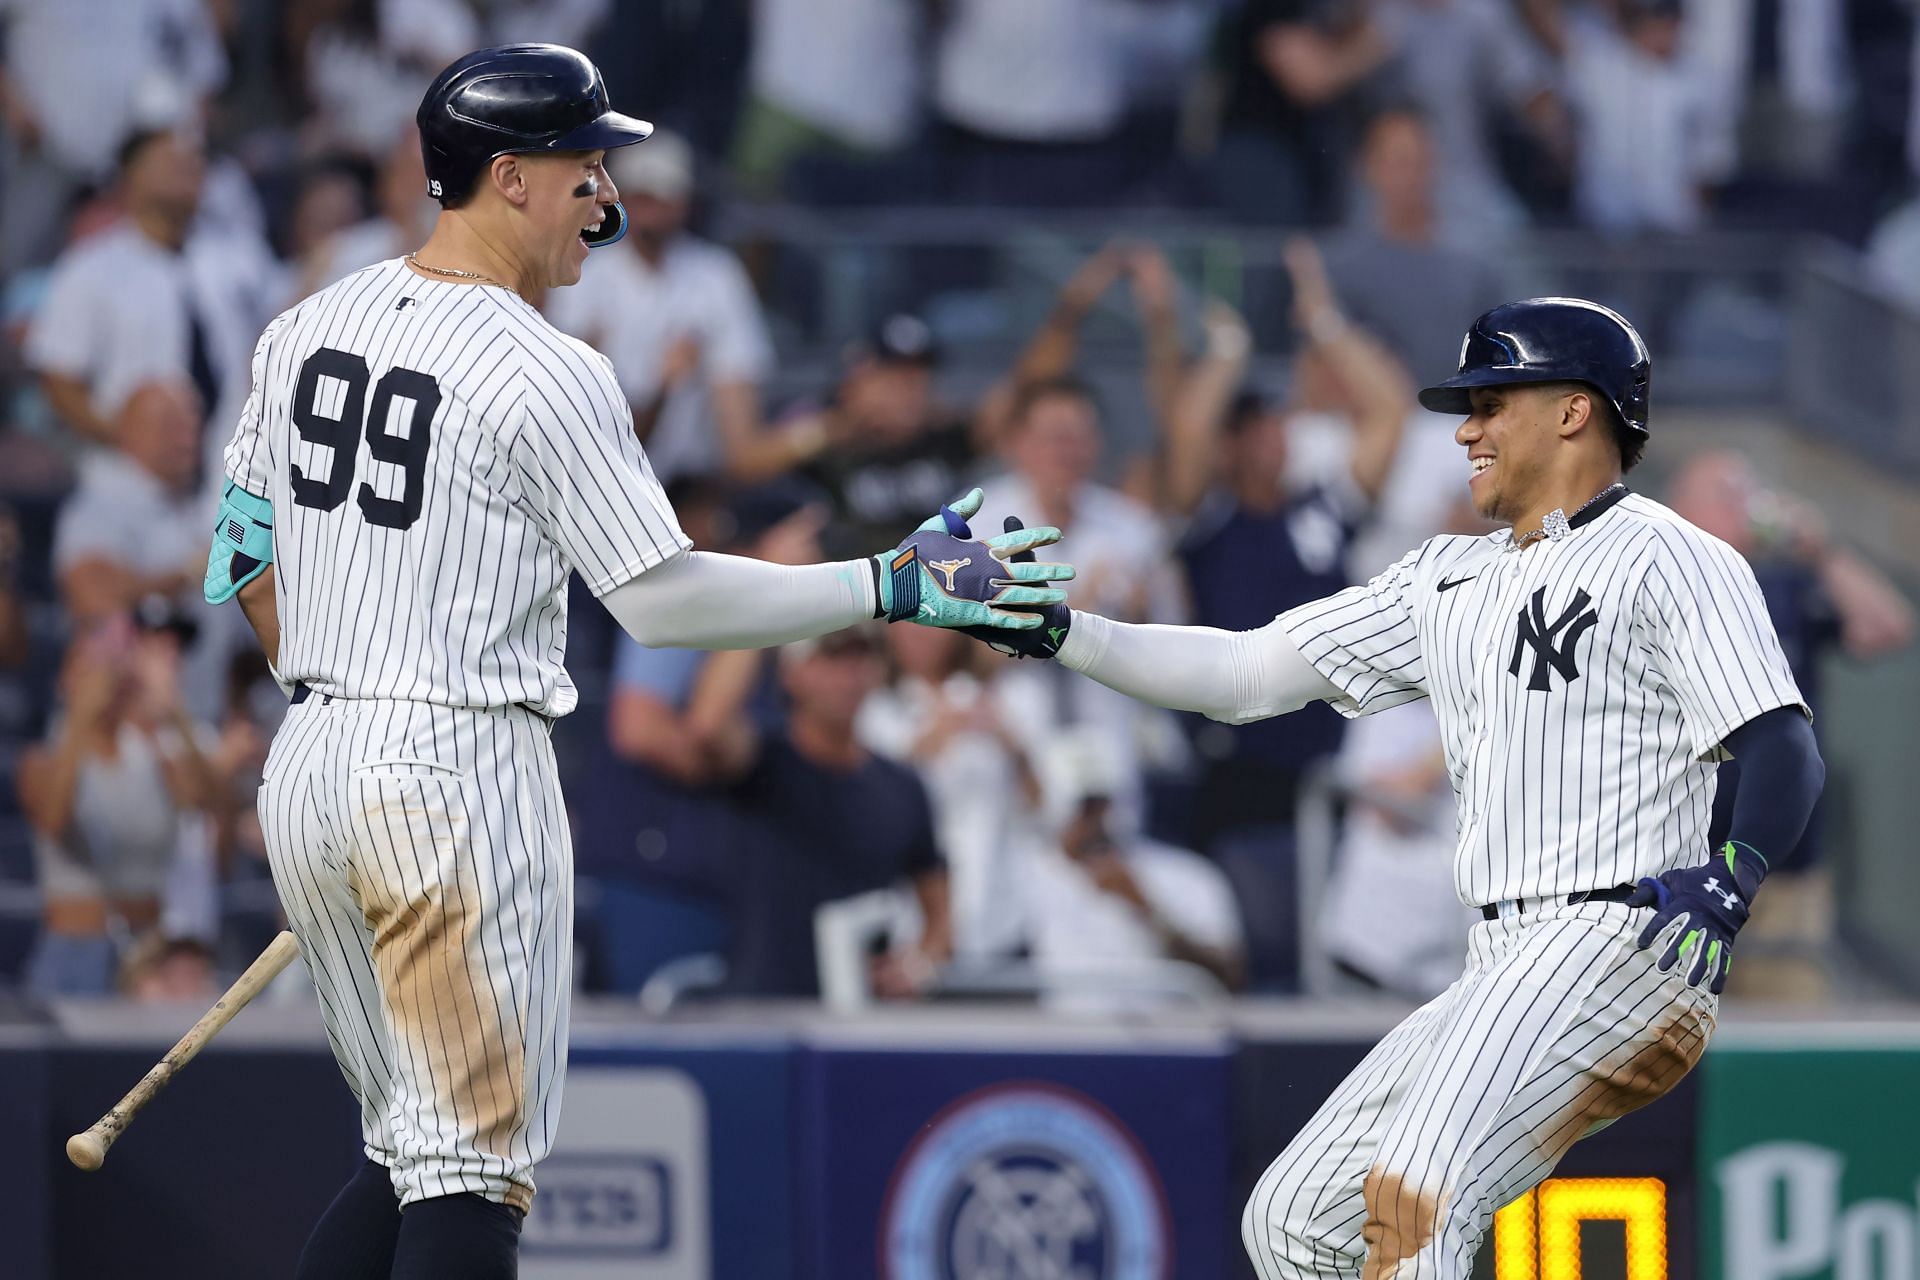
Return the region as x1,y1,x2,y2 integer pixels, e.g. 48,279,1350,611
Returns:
405,252,510,290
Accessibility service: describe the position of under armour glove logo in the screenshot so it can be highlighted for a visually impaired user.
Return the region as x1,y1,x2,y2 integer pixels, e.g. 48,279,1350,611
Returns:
1626,841,1768,995
1701,877,1743,913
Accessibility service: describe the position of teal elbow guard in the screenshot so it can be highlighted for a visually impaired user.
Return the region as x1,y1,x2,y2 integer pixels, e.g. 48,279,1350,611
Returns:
205,480,274,604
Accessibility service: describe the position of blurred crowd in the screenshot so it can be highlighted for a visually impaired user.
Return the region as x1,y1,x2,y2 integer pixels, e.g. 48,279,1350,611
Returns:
1,0,1917,1011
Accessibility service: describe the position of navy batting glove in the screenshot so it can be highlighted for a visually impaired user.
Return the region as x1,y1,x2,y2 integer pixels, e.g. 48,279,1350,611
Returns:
1627,840,1768,995
958,517,1073,659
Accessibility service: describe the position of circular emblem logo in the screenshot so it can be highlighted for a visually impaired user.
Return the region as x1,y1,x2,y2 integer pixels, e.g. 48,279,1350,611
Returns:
880,1083,1170,1280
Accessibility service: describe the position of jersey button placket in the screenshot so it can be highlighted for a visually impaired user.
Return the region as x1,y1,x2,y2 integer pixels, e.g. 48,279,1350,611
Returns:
1466,548,1535,849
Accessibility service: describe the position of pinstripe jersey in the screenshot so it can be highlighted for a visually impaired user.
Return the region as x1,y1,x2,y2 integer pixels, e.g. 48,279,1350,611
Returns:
1279,488,1806,906
221,258,690,717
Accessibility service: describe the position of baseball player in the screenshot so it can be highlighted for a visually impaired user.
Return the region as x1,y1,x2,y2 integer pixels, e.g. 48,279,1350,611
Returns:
980,299,1825,1277
202,45,1070,1280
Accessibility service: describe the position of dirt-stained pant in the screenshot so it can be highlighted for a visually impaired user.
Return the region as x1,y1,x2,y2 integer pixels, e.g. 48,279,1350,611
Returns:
1242,898,1713,1279
261,695,570,1213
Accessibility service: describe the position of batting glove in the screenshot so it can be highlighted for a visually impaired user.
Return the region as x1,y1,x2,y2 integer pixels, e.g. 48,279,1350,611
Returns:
1627,840,1768,995
958,517,1073,658
870,489,1074,632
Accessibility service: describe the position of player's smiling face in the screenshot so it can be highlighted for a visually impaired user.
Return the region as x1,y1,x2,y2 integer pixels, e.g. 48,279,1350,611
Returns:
1458,384,1561,525
521,150,617,286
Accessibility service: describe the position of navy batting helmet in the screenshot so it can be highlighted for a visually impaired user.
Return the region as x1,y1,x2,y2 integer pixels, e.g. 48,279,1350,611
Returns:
1418,298,1651,438
417,43,652,247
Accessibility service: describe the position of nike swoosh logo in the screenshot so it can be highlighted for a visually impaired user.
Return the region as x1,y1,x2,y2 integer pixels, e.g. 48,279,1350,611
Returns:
1437,575,1477,593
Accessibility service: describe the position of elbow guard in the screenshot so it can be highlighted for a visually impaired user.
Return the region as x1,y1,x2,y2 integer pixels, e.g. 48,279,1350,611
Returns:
204,480,274,604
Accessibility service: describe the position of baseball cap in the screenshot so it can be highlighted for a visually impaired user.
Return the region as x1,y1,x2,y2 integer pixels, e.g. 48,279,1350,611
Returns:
864,313,941,368
609,128,693,200
132,594,200,647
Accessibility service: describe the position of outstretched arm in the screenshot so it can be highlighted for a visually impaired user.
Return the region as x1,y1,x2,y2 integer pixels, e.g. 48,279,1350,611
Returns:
1283,238,1410,505
1053,610,1339,724
973,243,1128,451
606,490,1072,651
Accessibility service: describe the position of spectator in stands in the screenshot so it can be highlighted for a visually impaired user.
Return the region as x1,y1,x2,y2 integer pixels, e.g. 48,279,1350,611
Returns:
282,156,368,270
707,627,952,1000
578,482,823,994
0,0,227,275
16,608,218,998
25,126,282,466
1315,702,1471,998
120,932,216,1003
1668,451,1915,999
286,0,476,160
51,380,204,626
976,240,1186,501
50,378,237,719
1563,0,1723,234
858,622,1043,963
1319,106,1509,387
1155,242,1408,984
932,0,1136,206
972,373,1188,820
1022,730,1245,1010
297,127,435,295
733,0,924,199
1686,0,1849,185
1370,0,1558,237
544,130,779,484
782,315,988,560
1211,0,1395,225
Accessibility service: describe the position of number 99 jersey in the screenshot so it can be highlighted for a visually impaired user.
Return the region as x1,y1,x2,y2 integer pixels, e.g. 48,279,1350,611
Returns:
221,259,691,716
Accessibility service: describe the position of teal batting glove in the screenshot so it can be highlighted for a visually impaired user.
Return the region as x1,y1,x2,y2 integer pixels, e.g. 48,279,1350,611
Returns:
869,488,1074,632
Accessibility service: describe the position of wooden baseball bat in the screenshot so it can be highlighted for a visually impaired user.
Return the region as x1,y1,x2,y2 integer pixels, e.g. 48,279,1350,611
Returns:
66,930,301,1171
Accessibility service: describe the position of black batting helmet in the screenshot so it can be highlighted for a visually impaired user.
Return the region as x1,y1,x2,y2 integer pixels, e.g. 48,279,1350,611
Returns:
417,43,652,247
1418,298,1651,438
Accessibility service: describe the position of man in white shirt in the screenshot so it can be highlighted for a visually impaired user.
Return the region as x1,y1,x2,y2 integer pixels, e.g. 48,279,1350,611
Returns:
25,126,283,475
1565,0,1722,234
0,0,225,273
51,379,234,717
973,377,1187,816
1022,731,1245,1011
933,0,1136,204
735,0,922,193
544,129,777,483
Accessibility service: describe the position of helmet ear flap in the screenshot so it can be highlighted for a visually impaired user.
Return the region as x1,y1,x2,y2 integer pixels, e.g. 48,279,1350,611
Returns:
582,201,626,248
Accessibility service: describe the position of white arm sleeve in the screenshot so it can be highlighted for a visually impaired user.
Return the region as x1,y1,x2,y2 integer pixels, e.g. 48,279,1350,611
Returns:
1055,611,1341,724
601,549,880,650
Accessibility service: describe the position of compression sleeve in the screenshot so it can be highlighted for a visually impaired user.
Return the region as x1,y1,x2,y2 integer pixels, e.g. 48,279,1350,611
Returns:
600,549,878,650
1056,611,1341,724
1719,705,1825,878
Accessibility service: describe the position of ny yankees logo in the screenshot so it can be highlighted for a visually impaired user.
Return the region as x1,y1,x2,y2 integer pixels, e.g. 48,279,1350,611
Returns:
1509,586,1599,690
928,557,972,592
1702,876,1744,913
